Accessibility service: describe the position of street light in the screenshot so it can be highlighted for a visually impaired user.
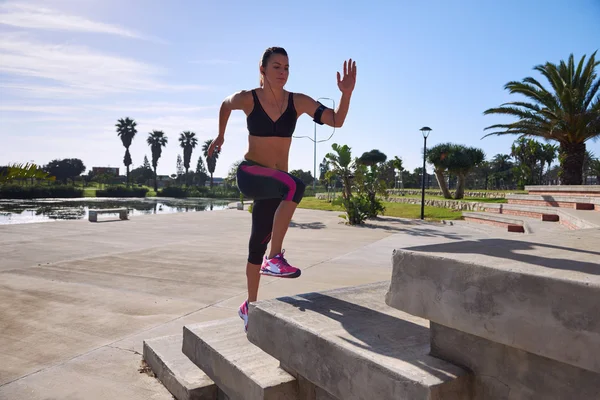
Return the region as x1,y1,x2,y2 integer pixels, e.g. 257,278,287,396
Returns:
420,127,432,220
293,97,336,191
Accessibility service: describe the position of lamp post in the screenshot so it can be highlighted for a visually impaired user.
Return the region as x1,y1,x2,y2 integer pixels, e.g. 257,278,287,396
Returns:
420,127,432,220
292,97,335,191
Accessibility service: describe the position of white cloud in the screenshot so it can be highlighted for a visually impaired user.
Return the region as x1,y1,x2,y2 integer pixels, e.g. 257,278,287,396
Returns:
0,33,214,99
0,2,150,40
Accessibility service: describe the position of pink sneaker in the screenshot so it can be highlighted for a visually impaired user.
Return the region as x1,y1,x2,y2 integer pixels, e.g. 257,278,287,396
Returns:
238,300,249,333
260,250,301,278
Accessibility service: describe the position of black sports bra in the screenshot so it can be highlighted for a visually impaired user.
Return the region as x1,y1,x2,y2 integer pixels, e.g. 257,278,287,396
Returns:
247,90,297,138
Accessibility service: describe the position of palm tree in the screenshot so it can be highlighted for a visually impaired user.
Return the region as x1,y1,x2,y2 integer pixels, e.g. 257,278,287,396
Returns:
146,130,168,192
178,131,198,186
116,117,137,187
483,52,600,185
490,154,514,189
325,143,354,200
202,139,220,188
0,163,54,184
589,158,600,184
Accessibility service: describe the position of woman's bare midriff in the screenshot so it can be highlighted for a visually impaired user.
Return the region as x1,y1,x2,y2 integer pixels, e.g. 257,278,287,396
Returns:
244,135,292,171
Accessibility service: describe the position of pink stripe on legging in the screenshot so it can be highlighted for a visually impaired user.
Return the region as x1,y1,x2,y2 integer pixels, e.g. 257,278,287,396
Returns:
241,165,297,201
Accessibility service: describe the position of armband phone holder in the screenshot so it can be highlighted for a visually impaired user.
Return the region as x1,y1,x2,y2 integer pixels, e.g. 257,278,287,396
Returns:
313,102,326,125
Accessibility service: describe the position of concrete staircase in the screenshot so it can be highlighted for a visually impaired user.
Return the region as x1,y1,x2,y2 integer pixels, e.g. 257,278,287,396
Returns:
462,185,600,233
140,195,600,399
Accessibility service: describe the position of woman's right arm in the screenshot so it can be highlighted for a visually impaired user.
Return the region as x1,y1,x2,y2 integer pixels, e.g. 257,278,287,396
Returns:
209,90,250,157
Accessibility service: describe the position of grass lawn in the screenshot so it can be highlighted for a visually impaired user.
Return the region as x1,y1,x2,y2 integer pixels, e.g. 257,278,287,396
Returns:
298,197,463,221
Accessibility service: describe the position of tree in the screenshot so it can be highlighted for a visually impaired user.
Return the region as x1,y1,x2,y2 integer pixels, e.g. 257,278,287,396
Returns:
147,130,168,192
44,158,86,184
426,143,455,199
357,149,387,167
143,155,151,170
489,154,515,189
451,145,485,199
176,155,184,179
324,143,370,225
426,144,485,198
195,156,208,186
202,139,221,188
319,157,330,185
289,169,314,186
483,52,600,185
355,149,388,218
178,131,198,186
325,143,354,200
589,158,600,184
116,117,137,187
583,151,596,183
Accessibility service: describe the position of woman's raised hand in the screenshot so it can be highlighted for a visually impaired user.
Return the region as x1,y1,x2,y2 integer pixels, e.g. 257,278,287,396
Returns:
337,59,357,95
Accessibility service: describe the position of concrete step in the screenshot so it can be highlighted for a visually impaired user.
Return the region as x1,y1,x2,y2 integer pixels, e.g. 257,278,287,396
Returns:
385,242,600,375
182,318,298,400
143,334,217,400
247,282,472,400
507,194,600,210
482,203,598,229
463,212,528,233
525,185,600,197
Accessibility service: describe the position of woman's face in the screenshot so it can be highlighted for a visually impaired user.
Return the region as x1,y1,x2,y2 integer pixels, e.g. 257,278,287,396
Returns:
262,53,289,88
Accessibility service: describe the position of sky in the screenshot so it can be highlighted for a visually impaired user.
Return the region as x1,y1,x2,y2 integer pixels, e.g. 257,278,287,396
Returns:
1,0,599,179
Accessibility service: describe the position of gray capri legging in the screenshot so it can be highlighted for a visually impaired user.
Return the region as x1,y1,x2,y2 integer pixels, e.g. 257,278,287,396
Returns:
236,159,306,264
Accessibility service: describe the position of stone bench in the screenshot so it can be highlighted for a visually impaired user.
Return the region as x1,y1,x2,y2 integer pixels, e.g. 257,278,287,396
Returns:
88,208,128,222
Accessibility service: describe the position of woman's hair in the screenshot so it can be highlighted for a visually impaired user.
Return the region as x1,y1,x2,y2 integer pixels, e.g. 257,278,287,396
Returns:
259,46,288,87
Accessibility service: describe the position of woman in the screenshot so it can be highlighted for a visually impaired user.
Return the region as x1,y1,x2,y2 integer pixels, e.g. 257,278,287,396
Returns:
207,46,357,332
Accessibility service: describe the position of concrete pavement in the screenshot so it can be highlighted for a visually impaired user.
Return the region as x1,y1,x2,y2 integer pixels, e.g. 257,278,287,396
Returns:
2,205,581,399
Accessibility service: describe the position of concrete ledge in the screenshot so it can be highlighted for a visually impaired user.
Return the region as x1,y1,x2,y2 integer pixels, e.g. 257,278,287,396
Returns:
385,249,600,374
525,185,600,196
463,212,529,233
143,335,217,400
182,318,298,400
431,323,600,399
247,282,472,400
484,203,598,229
508,194,598,204
483,203,559,215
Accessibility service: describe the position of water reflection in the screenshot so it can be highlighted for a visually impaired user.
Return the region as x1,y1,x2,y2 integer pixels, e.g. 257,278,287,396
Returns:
0,197,232,225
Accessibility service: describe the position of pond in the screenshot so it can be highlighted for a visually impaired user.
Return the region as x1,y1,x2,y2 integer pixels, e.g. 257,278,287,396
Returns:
0,197,234,225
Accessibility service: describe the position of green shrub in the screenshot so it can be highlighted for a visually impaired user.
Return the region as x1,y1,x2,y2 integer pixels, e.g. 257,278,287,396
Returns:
335,194,371,225
0,184,84,199
96,185,149,198
158,186,188,198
